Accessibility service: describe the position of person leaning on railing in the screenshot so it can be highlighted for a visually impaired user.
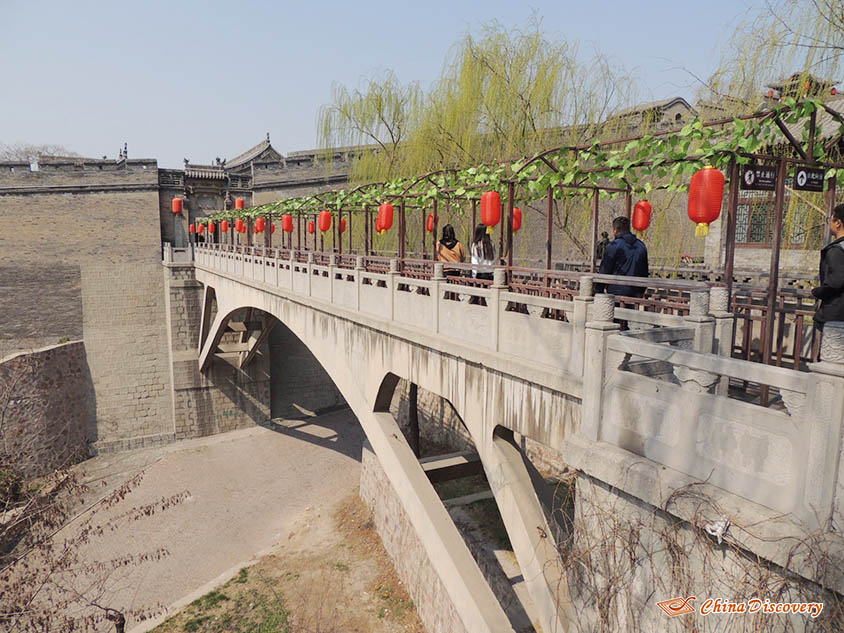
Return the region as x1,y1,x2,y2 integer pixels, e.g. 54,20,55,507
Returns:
595,216,649,298
812,203,844,332
435,224,466,277
470,223,496,281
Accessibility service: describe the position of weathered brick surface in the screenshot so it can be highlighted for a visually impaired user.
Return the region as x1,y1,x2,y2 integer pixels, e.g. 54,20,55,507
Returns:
0,165,175,450
269,322,345,418
390,378,475,452
0,263,82,359
0,342,91,478
164,265,270,439
360,443,469,633
83,263,173,446
391,378,567,476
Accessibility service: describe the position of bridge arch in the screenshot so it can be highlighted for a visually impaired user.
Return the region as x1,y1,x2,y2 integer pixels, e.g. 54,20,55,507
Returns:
196,268,572,632
196,282,518,632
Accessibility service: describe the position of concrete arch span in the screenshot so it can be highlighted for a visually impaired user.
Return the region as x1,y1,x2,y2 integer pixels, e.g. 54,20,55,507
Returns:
196,270,571,633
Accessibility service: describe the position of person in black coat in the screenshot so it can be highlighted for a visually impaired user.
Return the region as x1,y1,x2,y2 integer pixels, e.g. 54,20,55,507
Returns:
813,203,844,330
596,216,649,297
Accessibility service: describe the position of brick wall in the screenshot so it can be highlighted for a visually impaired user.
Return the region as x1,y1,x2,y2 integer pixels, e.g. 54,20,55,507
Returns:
390,378,475,453
0,342,91,478
164,264,270,440
360,443,469,633
83,262,173,451
0,164,176,452
0,263,82,359
269,322,345,419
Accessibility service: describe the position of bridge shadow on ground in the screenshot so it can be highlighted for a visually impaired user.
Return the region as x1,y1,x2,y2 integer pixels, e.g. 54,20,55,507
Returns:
260,406,365,462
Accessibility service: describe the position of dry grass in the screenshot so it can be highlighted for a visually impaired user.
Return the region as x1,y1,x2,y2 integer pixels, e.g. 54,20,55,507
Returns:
150,494,424,633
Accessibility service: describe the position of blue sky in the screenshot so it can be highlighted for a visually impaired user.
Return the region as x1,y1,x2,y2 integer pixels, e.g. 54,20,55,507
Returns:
2,0,752,168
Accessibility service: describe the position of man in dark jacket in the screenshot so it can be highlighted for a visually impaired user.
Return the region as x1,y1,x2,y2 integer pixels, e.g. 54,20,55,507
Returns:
812,203,844,330
596,216,649,297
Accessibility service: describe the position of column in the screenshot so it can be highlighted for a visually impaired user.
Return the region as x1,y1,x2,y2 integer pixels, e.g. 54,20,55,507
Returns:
580,293,620,441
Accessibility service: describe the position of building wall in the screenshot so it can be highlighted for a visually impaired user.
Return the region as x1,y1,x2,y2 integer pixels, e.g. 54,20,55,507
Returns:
165,263,270,440
0,342,91,478
268,321,345,419
0,162,175,452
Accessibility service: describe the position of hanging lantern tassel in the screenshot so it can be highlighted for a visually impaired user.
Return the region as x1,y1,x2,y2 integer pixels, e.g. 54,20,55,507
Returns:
687,167,725,238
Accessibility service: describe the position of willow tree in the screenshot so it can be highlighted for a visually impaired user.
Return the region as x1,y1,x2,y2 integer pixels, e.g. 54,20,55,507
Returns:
318,19,643,262
318,70,421,180
703,0,844,114
319,19,639,183
697,1,844,260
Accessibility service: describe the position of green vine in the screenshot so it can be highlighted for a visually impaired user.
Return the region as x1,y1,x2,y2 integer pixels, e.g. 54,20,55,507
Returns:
203,99,844,225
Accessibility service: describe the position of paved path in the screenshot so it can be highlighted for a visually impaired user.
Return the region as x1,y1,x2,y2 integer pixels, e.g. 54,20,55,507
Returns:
68,410,364,631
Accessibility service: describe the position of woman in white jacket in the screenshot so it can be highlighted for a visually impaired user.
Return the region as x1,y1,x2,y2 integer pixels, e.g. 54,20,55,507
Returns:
470,224,496,280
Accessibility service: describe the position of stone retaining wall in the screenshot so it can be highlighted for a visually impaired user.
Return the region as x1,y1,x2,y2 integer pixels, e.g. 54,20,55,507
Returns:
360,442,468,633
0,342,91,478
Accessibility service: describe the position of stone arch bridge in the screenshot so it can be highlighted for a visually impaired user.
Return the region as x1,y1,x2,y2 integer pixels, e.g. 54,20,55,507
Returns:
181,243,844,633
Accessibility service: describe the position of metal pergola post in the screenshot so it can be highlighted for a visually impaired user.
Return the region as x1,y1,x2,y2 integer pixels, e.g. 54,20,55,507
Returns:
590,188,599,273
546,185,553,270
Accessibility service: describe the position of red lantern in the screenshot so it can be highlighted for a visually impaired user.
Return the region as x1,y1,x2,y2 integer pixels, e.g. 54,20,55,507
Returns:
375,216,383,234
308,220,315,234
632,200,652,232
281,214,294,232
255,217,266,233
240,225,246,234
271,223,275,233
208,222,215,234
513,207,522,232
687,167,725,237
171,198,183,214
235,219,244,232
832,87,838,96
378,203,394,231
197,224,205,234
318,210,332,232
767,89,774,98
189,223,195,234
235,197,245,210
221,220,229,233
481,191,501,233
340,218,347,233
426,213,439,233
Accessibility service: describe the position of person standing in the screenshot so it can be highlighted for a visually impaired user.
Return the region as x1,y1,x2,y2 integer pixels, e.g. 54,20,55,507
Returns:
596,216,649,297
470,224,496,280
596,231,610,261
812,203,844,334
435,224,466,276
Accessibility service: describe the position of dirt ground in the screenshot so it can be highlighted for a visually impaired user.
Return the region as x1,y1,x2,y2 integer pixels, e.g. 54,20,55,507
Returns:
147,493,425,633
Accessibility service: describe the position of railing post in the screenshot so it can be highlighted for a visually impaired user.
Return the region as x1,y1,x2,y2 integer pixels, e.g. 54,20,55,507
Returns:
432,263,444,334
801,323,844,530
389,258,400,320
355,255,364,311
490,268,507,352
572,275,595,376
710,286,735,395
288,249,296,290
683,290,715,353
307,251,314,296
581,293,620,441
328,253,336,303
